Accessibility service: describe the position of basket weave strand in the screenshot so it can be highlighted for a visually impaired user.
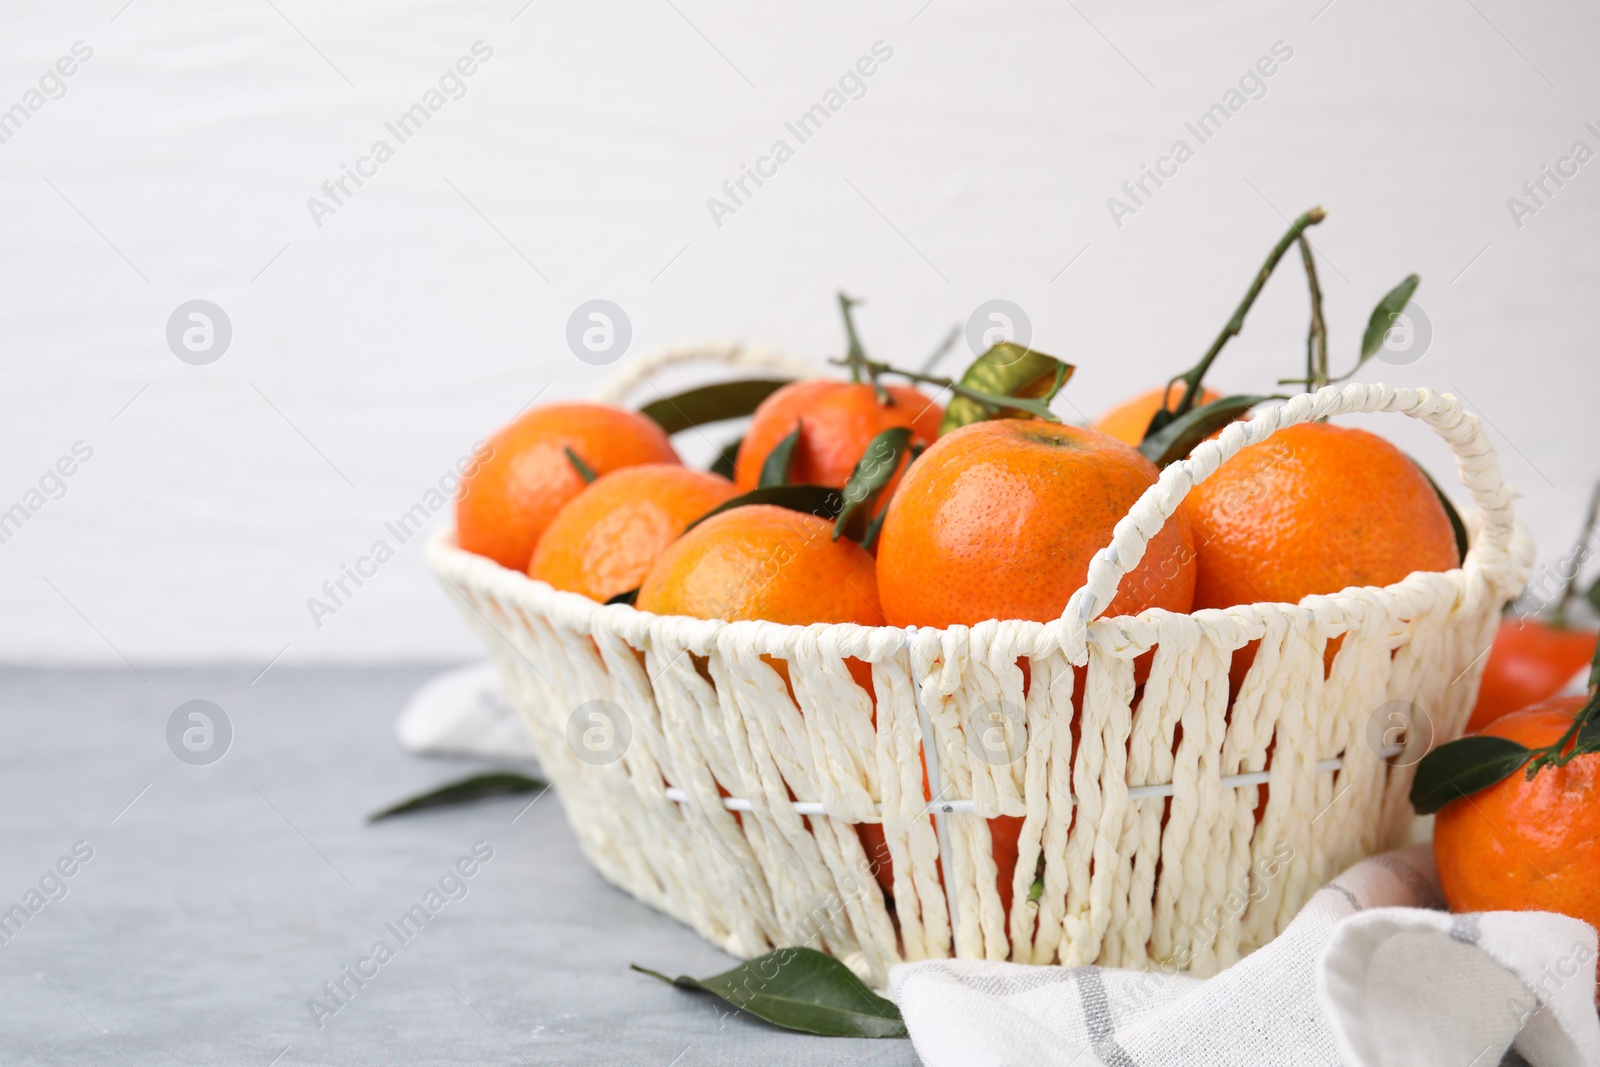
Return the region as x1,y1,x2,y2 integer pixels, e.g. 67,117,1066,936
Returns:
431,360,1530,990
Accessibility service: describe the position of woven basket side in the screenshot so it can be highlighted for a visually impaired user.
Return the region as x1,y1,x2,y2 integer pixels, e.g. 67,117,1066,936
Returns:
433,534,1514,984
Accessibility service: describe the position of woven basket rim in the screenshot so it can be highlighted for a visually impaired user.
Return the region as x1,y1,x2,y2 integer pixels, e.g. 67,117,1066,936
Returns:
432,379,1530,660
427,525,1519,660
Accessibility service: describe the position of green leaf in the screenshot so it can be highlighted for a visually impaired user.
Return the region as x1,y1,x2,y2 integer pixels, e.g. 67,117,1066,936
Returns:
1411,459,1470,565
833,428,913,542
1137,395,1273,467
1576,708,1600,752
565,447,598,484
860,509,890,552
639,379,795,435
939,343,1074,435
1566,675,1600,752
1584,573,1600,616
367,771,547,823
606,589,638,606
709,436,743,480
686,485,844,532
632,948,906,1038
759,427,802,488
1409,735,1531,815
1359,274,1421,364
858,443,922,551
1144,402,1178,439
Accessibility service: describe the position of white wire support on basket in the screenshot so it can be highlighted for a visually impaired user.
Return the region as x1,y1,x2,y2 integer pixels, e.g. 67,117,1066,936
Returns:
658,749,1401,814
430,343,1532,991
656,737,1408,947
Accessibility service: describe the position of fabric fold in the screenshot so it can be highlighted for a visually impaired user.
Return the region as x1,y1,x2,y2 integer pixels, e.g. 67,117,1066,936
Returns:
890,845,1599,1067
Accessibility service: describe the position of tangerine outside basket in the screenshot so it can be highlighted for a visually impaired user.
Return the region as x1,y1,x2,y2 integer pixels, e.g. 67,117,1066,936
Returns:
427,345,1530,990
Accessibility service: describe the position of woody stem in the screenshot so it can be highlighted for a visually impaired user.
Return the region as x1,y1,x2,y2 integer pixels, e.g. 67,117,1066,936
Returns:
1166,206,1327,416
1552,480,1600,628
852,358,1060,423
837,292,888,402
1299,235,1328,391
1527,640,1600,774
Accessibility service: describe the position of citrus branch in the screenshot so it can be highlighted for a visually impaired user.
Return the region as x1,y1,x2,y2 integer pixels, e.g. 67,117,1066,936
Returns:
1553,479,1600,629
1299,235,1328,391
1519,618,1600,777
1524,661,1600,776
1165,206,1327,417
834,357,1062,423
837,292,889,402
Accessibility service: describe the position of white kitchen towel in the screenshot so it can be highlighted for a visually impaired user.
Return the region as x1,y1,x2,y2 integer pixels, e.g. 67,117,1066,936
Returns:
398,669,1599,1066
396,660,536,762
889,845,1600,1067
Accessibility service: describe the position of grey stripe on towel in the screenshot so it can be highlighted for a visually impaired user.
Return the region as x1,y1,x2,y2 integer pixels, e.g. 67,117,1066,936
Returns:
1075,967,1141,1067
1323,883,1362,912
1370,852,1440,906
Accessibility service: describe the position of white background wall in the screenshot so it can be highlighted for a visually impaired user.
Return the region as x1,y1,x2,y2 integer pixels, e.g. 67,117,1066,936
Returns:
2,0,1596,666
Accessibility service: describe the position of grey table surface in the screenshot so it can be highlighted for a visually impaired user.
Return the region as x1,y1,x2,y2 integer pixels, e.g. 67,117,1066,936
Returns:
0,665,922,1066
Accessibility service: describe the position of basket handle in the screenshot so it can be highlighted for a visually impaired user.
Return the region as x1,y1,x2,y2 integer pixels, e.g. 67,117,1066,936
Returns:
1058,383,1518,631
589,341,820,406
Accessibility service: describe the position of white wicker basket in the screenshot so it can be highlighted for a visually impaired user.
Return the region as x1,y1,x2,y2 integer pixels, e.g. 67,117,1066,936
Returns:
428,346,1529,990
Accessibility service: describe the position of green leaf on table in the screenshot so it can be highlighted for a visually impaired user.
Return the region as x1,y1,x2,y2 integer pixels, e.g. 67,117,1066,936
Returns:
686,485,844,532
939,342,1074,434
639,379,795,435
1359,274,1422,364
632,947,907,1038
833,427,913,542
1137,395,1274,467
565,447,598,484
1409,735,1531,815
709,436,744,480
758,426,803,488
367,771,547,823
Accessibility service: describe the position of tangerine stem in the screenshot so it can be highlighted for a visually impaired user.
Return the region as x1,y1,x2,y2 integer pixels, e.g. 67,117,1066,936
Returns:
845,357,1061,423
1527,712,1587,775
1524,637,1600,776
837,292,890,403
1166,206,1327,417
1299,235,1328,391
1552,479,1600,628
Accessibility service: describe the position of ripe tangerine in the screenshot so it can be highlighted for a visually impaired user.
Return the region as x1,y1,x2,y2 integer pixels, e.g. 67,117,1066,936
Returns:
1435,695,1600,980
733,381,942,509
529,465,738,603
875,418,1196,629
1180,421,1459,612
457,403,679,571
1468,619,1598,734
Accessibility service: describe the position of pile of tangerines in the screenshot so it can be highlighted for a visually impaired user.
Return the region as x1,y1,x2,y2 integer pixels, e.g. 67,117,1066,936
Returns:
452,216,1599,967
